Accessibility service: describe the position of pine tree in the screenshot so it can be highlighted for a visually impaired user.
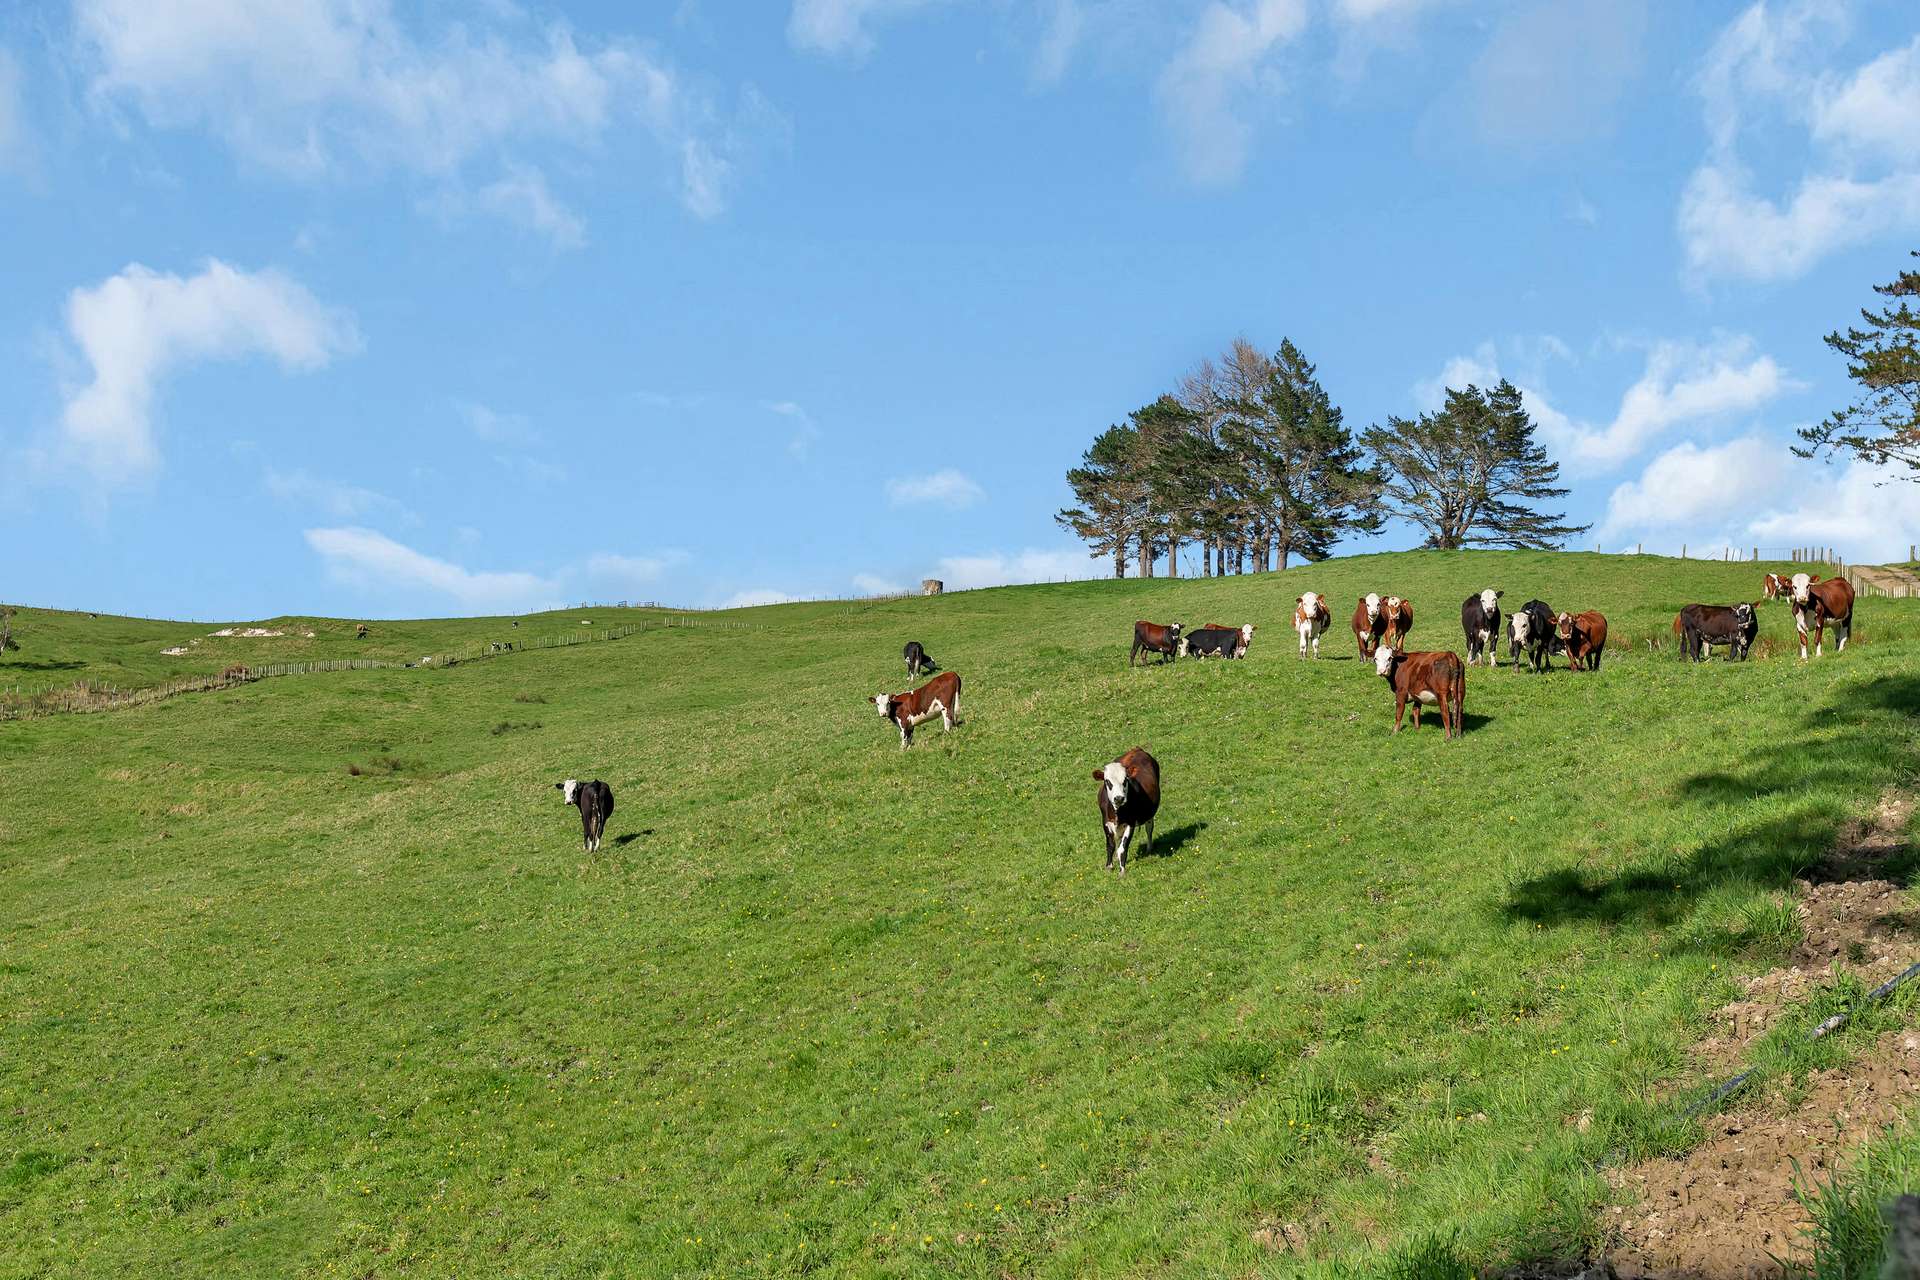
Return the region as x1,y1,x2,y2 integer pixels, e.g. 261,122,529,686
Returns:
1056,424,1145,578
1361,380,1587,550
1247,339,1382,569
1797,250,1920,475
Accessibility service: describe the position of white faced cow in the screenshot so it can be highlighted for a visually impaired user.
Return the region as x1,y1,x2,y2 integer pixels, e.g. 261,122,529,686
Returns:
1294,592,1330,659
1461,588,1503,667
1789,573,1855,659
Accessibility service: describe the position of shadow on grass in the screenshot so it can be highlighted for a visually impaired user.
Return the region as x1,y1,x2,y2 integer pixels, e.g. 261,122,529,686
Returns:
612,831,654,847
1503,674,1920,929
1142,822,1207,860
0,659,85,672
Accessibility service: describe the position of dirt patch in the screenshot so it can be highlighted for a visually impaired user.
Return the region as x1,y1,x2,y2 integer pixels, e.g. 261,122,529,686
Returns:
1607,789,1919,1278
1606,1029,1920,1279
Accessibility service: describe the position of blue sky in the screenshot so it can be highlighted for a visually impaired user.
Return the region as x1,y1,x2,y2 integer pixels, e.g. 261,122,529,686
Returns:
4,0,1919,618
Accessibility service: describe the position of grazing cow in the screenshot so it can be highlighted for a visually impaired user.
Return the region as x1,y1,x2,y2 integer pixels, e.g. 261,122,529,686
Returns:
1294,593,1330,658
1556,611,1608,671
1184,623,1255,659
1382,596,1413,649
1461,589,1504,667
1508,599,1555,672
1674,603,1758,662
903,640,936,678
871,671,962,749
1093,746,1160,874
1762,572,1799,601
1353,593,1387,657
1373,646,1465,739
1788,573,1855,659
556,778,614,853
1130,620,1183,666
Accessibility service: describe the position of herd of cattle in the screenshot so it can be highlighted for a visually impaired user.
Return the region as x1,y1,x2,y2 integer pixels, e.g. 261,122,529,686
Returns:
856,570,1859,869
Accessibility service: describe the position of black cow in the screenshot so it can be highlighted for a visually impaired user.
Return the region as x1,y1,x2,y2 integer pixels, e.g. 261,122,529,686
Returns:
1461,588,1503,667
1507,599,1555,672
903,640,937,678
556,778,615,853
1676,603,1758,662
1180,625,1249,659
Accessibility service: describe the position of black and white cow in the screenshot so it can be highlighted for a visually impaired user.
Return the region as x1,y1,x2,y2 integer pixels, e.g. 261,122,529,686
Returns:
1461,588,1503,667
555,778,614,853
1180,624,1254,659
902,640,936,678
1508,599,1555,672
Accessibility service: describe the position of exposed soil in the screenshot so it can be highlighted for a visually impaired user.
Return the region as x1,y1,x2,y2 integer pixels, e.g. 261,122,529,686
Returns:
1605,790,1920,1279
1606,1029,1920,1280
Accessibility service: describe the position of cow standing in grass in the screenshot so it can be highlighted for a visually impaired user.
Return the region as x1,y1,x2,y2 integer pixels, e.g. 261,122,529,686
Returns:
1382,596,1413,649
1094,746,1160,874
1557,611,1608,671
1294,593,1330,659
556,779,614,853
1353,594,1386,658
1675,603,1758,662
1788,573,1854,659
1130,621,1183,666
871,671,963,749
1509,600,1555,672
903,641,936,678
1374,646,1465,739
1461,589,1503,667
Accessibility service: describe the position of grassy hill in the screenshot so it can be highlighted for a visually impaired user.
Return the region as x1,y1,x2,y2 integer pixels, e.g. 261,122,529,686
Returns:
2,550,1916,1278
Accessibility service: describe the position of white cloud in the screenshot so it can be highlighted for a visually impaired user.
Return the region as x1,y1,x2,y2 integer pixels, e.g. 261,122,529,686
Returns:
1332,0,1447,21
461,402,538,445
935,546,1099,591
1417,335,1795,471
852,572,907,595
1598,435,1790,538
0,48,26,173
1457,0,1646,151
1681,5,1920,282
721,587,801,608
582,551,685,593
76,0,764,220
1031,0,1083,84
1156,0,1309,186
761,399,821,458
1748,459,1920,562
474,163,587,249
787,0,940,59
886,468,985,509
265,467,414,523
58,259,358,483
304,526,559,612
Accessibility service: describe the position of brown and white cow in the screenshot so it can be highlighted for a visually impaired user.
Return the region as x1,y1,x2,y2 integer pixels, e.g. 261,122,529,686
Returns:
1185,623,1255,659
1094,746,1160,874
1353,594,1386,657
1382,595,1413,649
1556,610,1608,671
1294,593,1330,659
1130,620,1183,666
1788,572,1854,659
871,670,962,749
1373,646,1465,739
1762,571,1804,601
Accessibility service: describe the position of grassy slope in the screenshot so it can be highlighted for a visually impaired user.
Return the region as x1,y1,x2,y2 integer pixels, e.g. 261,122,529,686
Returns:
2,550,1917,1279
0,605,696,697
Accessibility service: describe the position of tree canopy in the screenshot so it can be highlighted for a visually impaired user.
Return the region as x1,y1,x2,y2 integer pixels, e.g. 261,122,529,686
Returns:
1359,380,1588,551
1797,250,1920,476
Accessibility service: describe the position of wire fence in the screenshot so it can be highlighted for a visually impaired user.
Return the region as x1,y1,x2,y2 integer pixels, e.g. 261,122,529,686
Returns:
0,614,754,722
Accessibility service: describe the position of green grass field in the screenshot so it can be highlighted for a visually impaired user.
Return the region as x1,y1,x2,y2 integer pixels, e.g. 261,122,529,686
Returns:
3,550,1917,1278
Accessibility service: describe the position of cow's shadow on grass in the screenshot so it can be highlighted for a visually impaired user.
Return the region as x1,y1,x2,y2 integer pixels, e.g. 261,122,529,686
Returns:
1502,675,1920,929
1142,822,1207,860
612,831,654,847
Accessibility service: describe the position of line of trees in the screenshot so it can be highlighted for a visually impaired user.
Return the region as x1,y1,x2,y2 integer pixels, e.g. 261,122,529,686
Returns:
1057,338,1588,576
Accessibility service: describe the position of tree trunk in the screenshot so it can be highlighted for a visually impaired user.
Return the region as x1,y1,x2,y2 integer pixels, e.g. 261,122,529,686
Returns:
1138,536,1152,579
1277,544,1290,572
1113,545,1126,579
1167,536,1180,578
